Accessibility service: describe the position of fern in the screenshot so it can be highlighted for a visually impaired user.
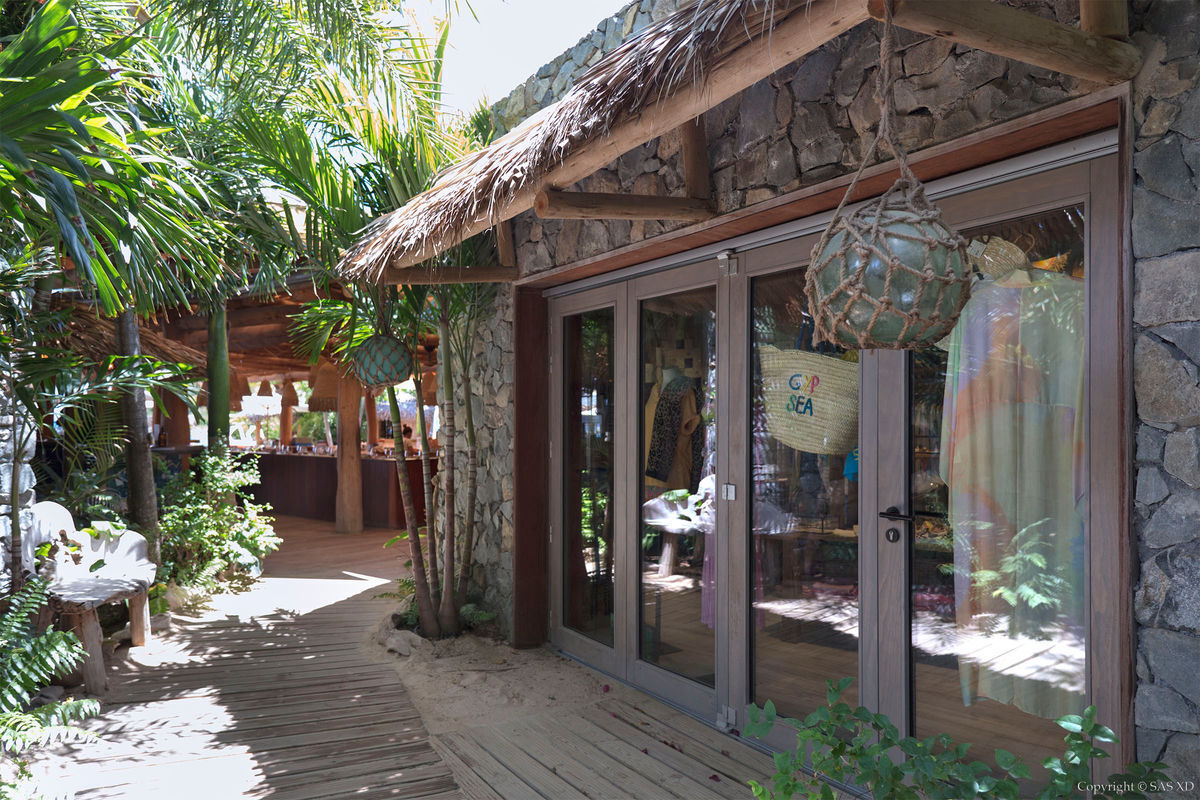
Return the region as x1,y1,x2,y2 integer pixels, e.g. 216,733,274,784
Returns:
0,580,100,797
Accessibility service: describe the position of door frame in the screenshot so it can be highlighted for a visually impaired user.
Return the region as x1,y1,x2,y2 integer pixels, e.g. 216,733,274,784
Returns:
545,147,1130,765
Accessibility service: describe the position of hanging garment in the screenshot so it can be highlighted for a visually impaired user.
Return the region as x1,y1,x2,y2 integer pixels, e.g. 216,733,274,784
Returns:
645,376,704,492
939,272,1086,720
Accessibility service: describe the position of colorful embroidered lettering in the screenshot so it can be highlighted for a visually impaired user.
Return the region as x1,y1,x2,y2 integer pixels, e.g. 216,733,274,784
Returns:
788,373,820,393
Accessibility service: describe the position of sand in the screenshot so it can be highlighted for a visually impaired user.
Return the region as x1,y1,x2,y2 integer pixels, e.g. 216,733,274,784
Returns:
366,614,639,735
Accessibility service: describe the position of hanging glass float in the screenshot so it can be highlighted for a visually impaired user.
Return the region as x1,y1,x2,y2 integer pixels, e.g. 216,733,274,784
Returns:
806,3,971,349
352,334,414,389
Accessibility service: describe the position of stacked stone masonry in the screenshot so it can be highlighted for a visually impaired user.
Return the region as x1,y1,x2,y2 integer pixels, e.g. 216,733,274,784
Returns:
462,0,1200,787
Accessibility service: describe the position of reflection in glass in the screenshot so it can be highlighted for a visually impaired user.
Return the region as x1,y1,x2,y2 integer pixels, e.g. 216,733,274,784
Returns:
564,309,615,646
751,269,860,716
639,288,717,685
911,206,1087,783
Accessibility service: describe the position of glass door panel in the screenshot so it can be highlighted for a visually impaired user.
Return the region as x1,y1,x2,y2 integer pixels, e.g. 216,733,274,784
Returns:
750,268,860,716
638,286,718,686
563,308,616,646
909,205,1088,778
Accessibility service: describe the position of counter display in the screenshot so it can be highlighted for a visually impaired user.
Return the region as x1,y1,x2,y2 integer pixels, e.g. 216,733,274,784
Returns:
249,453,435,529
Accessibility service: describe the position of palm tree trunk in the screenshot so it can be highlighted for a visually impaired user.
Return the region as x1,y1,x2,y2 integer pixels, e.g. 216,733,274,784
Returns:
206,302,230,450
436,307,459,635
411,366,439,600
386,387,438,637
116,309,160,562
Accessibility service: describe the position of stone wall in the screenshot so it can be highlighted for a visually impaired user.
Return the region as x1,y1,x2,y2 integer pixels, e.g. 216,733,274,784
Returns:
505,1,1087,276
1130,0,1200,791
435,285,516,637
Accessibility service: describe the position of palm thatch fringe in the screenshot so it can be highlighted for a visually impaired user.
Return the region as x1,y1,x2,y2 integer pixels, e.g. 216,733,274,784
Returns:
337,0,799,283
58,304,208,369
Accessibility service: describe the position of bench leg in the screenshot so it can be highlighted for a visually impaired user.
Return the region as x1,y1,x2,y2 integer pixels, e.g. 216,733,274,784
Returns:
129,592,151,647
63,610,107,695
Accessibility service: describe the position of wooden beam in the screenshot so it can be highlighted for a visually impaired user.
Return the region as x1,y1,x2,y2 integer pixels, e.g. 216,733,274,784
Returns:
335,372,363,534
388,0,870,270
868,0,1140,86
679,118,711,201
383,266,518,285
279,403,294,447
534,190,712,222
517,90,1122,289
364,392,379,446
495,220,517,268
163,390,191,447
1079,0,1128,39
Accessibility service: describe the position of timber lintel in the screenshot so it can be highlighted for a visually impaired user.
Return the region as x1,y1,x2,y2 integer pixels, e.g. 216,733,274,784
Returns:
534,190,714,222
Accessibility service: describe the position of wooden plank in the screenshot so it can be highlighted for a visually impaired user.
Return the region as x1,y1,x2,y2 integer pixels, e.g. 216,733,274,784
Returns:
518,91,1122,289
387,0,870,270
868,0,1139,85
436,731,545,800
466,727,589,800
534,190,713,222
429,735,506,800
494,718,629,798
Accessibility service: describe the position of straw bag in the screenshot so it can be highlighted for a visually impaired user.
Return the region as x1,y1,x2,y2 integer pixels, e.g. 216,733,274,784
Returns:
758,345,858,455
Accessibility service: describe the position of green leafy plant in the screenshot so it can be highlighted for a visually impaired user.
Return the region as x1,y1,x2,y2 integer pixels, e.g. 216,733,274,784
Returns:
158,446,280,589
457,603,496,629
743,678,1170,800
0,581,100,796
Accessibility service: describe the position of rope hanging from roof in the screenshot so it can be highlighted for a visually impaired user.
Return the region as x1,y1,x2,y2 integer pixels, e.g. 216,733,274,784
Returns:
806,0,972,350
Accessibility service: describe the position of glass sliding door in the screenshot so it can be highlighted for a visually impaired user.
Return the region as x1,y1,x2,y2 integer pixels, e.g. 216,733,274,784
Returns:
749,267,860,716
908,205,1088,779
563,308,616,647
637,285,718,687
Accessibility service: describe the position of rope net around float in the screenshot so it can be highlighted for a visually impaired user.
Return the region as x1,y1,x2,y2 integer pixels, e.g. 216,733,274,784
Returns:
806,0,972,350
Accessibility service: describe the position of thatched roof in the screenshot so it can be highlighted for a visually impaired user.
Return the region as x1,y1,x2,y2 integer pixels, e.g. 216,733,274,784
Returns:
338,0,810,283
61,305,208,370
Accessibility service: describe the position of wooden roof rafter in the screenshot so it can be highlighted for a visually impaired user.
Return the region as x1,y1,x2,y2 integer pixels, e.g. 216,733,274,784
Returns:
341,0,1139,285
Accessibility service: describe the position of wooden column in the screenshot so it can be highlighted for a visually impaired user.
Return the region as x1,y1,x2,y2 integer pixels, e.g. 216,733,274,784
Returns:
365,391,379,447
62,610,107,694
163,390,191,446
207,302,230,449
279,404,294,447
335,373,363,534
512,287,550,647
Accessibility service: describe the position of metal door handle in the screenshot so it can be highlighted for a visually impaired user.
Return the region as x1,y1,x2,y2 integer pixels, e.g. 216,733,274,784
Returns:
879,506,914,523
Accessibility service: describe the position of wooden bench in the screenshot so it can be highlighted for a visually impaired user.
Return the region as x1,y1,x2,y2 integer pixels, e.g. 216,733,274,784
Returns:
24,501,157,695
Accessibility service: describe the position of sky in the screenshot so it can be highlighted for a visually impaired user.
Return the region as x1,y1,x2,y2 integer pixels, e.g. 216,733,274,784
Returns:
411,0,630,117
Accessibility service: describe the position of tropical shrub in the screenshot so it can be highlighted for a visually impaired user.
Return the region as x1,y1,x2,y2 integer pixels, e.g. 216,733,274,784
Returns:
158,447,279,589
743,678,1170,800
0,581,99,797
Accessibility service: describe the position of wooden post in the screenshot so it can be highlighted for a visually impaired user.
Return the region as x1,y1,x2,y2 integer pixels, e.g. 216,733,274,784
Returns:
163,390,191,446
335,373,363,534
279,404,294,447
679,118,711,201
63,610,107,695
129,593,151,647
495,221,517,268
365,392,379,447
868,0,1140,86
1079,0,1128,38
116,310,160,560
207,301,230,449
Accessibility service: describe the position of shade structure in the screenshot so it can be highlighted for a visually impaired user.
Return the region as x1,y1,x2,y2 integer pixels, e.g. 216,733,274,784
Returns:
307,362,341,412
280,379,299,407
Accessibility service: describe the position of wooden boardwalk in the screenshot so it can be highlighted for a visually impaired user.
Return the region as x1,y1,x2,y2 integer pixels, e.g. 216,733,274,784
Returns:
35,516,459,800
34,515,796,800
